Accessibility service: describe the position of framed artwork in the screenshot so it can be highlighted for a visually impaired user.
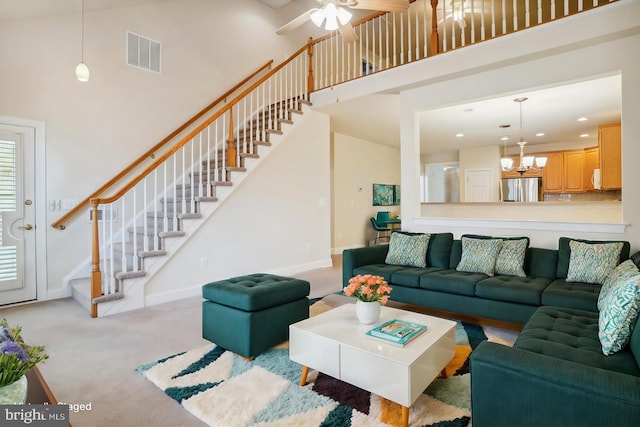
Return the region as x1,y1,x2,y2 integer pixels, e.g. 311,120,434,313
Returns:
373,184,399,206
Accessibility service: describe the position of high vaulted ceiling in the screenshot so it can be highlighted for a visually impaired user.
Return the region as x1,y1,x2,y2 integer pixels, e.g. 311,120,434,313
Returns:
2,0,622,157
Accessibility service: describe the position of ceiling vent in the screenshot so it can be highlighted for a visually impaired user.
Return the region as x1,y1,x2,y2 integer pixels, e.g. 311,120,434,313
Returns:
126,31,161,74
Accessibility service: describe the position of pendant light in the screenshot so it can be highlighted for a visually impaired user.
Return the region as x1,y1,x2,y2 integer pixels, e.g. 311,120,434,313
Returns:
75,0,90,82
500,97,547,174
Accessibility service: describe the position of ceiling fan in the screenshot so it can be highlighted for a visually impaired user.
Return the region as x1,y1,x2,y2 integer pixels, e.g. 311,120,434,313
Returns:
276,0,410,42
438,0,489,29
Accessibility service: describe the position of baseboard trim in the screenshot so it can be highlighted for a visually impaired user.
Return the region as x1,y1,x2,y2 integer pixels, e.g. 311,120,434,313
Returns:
145,285,202,308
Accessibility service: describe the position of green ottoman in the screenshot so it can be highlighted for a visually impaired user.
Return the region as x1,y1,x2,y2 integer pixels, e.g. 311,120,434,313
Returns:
202,273,310,359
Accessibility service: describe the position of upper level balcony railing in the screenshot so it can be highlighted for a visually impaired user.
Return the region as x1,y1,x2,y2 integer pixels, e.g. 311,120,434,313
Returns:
309,0,617,92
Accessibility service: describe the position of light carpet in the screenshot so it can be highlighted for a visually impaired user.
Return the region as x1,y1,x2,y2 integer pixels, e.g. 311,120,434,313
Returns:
137,301,513,427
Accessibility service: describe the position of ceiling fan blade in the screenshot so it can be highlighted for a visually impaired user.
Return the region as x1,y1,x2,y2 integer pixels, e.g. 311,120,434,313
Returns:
338,22,358,42
276,9,317,35
348,0,410,12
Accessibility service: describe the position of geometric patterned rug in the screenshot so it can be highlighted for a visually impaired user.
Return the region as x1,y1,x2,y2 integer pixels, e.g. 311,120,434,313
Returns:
137,301,514,427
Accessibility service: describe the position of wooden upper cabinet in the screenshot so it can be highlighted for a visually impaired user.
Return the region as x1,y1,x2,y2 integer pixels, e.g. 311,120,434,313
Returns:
563,150,585,192
584,147,599,191
542,152,563,193
599,123,621,190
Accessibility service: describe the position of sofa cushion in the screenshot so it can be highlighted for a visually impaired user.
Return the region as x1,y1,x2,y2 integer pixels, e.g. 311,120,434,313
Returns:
542,280,601,312
420,269,486,296
599,260,640,310
456,237,503,276
475,275,551,306
353,264,404,283
390,267,445,288
567,240,624,285
525,247,559,280
385,232,431,268
462,234,529,278
495,238,529,277
599,271,640,355
556,237,630,279
515,306,640,376
426,232,454,268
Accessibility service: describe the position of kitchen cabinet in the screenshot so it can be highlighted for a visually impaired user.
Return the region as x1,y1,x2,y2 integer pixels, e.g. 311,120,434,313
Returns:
542,152,563,193
599,123,621,190
584,146,599,191
563,150,585,192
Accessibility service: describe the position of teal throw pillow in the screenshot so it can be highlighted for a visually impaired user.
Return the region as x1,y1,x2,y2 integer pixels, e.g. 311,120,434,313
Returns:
598,271,640,355
598,260,640,310
456,237,503,277
385,233,431,268
495,238,528,278
567,240,623,285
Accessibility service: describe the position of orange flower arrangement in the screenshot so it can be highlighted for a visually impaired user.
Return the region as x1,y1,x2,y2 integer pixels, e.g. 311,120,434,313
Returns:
344,274,392,304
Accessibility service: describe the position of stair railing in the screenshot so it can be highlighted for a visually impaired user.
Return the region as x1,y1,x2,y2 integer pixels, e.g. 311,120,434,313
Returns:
87,42,313,317
51,59,274,231
309,0,617,92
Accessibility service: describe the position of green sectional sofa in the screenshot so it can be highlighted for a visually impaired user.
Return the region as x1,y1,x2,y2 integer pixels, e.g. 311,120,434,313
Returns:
342,233,640,426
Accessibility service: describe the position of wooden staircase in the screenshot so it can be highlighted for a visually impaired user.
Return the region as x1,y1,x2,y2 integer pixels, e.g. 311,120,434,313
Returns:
69,96,312,316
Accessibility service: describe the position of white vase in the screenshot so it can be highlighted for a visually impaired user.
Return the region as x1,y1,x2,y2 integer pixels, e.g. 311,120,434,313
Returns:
0,374,28,405
355,300,381,325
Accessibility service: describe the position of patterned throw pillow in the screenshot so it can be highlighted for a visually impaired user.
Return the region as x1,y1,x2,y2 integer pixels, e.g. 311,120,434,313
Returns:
385,233,431,268
456,237,503,277
495,238,528,277
598,272,640,355
566,240,624,285
598,260,640,310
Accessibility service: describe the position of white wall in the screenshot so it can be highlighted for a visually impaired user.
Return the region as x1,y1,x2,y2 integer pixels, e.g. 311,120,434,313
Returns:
332,132,401,252
0,0,318,300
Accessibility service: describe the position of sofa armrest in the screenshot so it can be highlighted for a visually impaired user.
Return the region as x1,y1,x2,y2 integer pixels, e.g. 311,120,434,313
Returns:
342,245,389,286
470,341,640,427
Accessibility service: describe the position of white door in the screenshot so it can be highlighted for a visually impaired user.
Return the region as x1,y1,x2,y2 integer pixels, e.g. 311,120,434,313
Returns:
465,169,493,202
0,127,36,305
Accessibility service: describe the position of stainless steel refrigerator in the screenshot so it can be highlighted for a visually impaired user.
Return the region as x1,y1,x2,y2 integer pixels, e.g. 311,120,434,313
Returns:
501,177,542,202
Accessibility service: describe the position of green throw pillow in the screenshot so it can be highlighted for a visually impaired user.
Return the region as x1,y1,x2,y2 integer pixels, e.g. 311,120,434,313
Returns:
495,238,528,278
598,260,640,310
567,240,623,285
598,271,640,355
385,233,431,268
456,237,503,277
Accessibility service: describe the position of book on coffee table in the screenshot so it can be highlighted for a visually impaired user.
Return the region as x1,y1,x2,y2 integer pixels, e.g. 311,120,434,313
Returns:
366,319,427,346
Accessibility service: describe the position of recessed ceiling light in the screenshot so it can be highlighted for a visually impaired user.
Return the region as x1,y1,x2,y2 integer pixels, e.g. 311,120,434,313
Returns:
577,117,589,122
500,135,509,141
463,108,474,113
456,133,464,138
536,133,545,137
580,133,589,138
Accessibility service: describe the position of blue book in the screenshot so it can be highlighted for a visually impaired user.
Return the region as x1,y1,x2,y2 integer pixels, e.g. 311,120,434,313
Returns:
366,319,427,346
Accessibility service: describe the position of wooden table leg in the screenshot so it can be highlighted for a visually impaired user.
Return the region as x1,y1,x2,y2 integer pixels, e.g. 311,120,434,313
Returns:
299,365,309,386
401,405,409,427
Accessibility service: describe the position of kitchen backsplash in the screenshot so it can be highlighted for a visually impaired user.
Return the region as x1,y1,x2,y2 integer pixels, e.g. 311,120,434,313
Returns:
544,190,621,202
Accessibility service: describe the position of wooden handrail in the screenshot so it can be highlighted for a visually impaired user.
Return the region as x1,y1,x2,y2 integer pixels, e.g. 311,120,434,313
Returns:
51,59,273,230
91,44,310,206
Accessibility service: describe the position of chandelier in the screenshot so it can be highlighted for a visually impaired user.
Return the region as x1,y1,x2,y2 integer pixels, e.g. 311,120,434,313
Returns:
310,1,353,31
500,97,547,174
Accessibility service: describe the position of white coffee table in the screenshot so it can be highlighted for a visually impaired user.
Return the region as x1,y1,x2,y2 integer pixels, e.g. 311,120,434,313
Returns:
289,303,456,427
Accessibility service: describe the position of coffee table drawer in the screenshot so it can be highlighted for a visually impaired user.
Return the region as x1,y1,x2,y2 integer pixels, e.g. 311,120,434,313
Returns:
289,326,340,379
340,328,454,406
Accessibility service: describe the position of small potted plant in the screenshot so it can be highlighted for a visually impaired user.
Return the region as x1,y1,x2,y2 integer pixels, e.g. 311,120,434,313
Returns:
344,274,392,324
0,320,48,404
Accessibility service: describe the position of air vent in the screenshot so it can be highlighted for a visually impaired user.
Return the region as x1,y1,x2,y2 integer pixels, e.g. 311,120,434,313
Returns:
126,31,161,73
88,206,117,223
